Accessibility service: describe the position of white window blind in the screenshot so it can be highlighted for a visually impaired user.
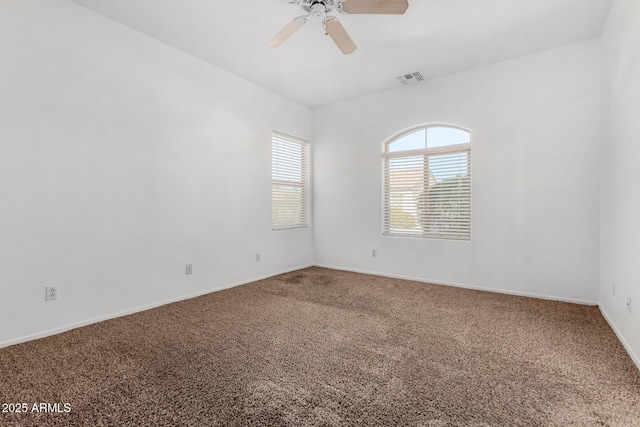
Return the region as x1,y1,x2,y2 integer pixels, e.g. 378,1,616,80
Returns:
272,132,309,230
383,126,471,240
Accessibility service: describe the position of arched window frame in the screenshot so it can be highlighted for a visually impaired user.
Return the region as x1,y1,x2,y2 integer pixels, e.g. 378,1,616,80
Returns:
382,124,471,240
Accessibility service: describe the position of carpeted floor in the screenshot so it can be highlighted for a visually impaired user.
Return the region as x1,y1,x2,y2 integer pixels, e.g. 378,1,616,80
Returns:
1,267,639,426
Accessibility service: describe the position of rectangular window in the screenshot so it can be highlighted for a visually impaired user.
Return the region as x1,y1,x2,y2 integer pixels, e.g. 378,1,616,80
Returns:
272,132,309,230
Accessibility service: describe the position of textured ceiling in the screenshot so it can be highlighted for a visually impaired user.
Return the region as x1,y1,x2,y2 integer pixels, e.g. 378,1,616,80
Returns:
69,0,612,108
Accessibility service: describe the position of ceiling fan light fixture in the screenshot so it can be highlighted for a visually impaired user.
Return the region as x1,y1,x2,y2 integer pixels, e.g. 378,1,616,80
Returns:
310,2,327,18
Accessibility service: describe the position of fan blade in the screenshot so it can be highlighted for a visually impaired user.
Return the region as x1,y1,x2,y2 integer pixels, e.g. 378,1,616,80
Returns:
267,16,307,48
324,16,357,55
340,0,408,14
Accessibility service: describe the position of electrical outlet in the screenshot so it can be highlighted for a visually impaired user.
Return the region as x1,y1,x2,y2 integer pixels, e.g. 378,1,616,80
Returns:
612,282,616,296
627,297,632,313
186,264,192,275
255,253,260,262
45,286,58,301
372,249,377,257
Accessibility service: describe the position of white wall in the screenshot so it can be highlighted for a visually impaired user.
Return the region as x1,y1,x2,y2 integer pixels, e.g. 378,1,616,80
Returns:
0,0,312,346
313,41,601,304
599,0,640,367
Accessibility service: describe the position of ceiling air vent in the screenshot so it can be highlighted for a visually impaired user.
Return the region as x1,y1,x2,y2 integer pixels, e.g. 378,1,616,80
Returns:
396,72,425,86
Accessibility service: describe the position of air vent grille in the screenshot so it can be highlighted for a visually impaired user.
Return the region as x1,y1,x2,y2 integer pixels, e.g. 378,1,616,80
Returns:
396,72,425,86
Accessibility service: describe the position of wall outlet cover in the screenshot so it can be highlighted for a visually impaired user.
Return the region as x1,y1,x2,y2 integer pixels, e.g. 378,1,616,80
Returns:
45,286,58,301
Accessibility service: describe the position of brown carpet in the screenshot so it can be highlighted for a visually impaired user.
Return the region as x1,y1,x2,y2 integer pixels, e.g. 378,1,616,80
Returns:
1,267,639,426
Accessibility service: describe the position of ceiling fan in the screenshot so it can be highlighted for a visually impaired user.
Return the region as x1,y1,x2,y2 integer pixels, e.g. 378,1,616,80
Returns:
267,0,409,55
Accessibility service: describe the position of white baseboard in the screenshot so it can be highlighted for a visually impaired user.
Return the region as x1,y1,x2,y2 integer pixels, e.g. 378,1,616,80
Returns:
0,264,313,349
314,264,598,306
599,305,640,372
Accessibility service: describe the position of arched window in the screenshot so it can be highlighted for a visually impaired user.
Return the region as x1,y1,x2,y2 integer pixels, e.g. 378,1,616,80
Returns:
383,125,471,240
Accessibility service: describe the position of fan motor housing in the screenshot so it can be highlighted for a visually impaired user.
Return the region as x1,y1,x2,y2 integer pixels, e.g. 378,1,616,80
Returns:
300,0,340,15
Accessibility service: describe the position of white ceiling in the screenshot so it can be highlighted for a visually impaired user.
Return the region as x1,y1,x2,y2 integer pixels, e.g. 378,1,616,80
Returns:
68,0,612,108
